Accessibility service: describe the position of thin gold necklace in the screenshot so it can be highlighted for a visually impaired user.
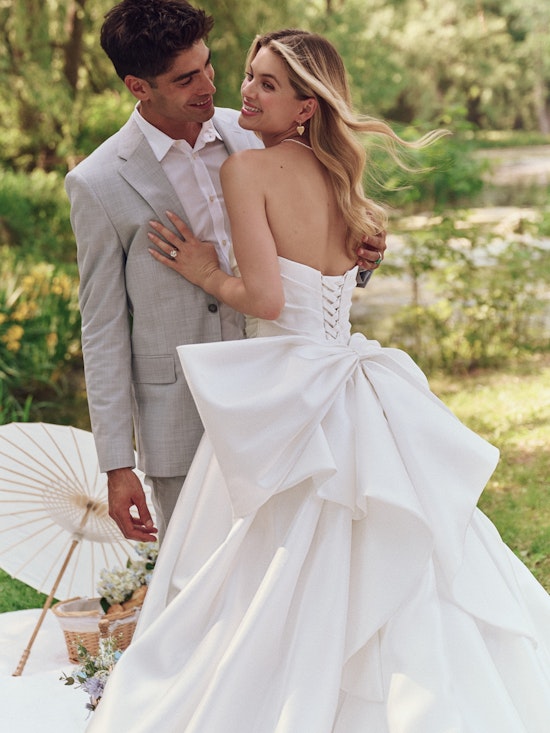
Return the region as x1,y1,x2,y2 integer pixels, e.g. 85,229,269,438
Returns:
281,138,312,150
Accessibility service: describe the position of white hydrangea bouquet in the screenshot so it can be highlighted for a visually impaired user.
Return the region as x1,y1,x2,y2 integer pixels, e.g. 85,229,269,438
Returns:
97,541,158,615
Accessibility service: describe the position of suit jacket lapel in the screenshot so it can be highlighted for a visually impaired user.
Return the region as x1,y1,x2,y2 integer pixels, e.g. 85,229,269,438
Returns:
116,117,194,227
114,111,259,228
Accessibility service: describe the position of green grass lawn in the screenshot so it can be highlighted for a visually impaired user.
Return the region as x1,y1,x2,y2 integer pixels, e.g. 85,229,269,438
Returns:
431,353,550,590
1,354,549,613
0,572,50,613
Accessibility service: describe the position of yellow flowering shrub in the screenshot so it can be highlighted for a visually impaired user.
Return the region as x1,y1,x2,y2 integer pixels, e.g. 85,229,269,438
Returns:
1,324,24,352
0,248,81,423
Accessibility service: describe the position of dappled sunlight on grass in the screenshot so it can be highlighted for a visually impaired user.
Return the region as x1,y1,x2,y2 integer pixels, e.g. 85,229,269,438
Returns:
431,355,550,589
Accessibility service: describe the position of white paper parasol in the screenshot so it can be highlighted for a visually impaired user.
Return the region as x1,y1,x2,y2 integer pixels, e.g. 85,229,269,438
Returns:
0,421,155,675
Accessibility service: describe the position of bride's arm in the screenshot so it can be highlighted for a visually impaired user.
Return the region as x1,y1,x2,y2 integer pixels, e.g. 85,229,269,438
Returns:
148,152,283,320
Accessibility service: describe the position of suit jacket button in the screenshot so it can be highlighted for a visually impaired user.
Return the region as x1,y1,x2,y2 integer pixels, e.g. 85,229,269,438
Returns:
208,303,218,313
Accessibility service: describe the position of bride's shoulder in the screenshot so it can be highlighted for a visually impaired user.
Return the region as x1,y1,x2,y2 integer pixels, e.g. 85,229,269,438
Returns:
221,148,269,182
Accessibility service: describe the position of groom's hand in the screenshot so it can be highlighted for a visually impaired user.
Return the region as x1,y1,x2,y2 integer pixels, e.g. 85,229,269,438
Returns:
107,467,158,541
356,230,387,272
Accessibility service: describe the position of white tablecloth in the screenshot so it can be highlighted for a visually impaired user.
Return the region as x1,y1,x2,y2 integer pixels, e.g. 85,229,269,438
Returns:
0,609,90,732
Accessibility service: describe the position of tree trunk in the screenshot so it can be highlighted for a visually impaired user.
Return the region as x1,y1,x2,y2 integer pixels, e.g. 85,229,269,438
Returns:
534,76,550,135
63,0,86,93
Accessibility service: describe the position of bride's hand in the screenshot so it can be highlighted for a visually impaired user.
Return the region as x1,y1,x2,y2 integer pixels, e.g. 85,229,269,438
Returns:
148,211,221,289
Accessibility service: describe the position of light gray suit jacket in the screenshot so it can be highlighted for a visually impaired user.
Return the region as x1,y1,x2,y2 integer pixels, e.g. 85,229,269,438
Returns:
66,108,262,477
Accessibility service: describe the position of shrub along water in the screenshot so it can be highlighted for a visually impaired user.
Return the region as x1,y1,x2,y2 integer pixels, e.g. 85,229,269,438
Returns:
354,208,550,372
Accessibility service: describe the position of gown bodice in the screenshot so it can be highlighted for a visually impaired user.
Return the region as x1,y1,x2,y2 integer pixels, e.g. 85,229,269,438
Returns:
243,257,358,344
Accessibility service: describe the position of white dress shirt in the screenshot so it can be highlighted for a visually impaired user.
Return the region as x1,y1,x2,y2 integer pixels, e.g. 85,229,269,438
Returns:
132,106,243,341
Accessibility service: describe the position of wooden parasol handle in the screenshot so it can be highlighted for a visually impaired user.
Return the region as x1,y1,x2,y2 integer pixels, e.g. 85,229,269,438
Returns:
12,537,80,675
12,502,95,676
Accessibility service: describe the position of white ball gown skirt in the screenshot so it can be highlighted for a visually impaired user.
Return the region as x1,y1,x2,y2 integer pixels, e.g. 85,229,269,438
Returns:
86,258,550,732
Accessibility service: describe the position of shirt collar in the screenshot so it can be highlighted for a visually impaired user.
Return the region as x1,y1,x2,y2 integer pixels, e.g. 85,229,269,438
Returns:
132,104,222,161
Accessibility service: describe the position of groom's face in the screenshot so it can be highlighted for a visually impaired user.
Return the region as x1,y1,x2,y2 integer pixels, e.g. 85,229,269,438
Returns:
127,41,217,138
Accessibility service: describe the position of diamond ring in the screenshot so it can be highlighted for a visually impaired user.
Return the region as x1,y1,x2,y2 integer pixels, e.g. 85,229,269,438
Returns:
169,249,178,259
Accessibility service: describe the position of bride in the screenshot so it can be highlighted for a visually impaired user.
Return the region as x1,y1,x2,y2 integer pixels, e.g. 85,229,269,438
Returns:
87,29,550,733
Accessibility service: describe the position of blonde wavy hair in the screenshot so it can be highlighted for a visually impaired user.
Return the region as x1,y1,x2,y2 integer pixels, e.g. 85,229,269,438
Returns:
246,30,446,258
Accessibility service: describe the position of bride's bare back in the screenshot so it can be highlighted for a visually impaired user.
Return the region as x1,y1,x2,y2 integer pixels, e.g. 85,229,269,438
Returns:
221,143,356,279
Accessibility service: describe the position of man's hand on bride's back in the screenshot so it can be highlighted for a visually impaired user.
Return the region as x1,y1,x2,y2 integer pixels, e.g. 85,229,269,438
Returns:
356,230,387,271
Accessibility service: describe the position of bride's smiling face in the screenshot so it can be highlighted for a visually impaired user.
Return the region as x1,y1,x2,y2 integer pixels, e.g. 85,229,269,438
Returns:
239,47,314,145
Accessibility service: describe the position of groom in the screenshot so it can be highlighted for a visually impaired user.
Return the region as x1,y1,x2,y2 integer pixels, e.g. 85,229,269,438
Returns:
66,0,386,543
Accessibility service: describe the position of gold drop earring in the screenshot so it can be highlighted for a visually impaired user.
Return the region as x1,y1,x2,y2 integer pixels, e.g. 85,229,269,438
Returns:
296,122,305,136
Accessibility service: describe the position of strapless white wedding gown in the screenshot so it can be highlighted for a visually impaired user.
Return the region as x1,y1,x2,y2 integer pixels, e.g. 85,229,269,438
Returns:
88,257,550,733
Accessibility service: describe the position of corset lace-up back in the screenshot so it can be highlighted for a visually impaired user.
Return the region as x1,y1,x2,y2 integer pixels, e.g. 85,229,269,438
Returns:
244,257,358,342
321,275,346,342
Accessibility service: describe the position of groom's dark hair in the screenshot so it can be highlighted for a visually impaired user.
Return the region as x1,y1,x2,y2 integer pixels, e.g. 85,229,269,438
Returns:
101,0,214,81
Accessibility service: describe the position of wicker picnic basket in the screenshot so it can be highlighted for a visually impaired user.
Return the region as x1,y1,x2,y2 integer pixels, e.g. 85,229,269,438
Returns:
52,596,141,663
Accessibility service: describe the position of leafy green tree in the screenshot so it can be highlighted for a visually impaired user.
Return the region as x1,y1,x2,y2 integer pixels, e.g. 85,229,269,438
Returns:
501,0,550,133
0,0,549,174
199,0,297,108
310,0,550,134
0,0,117,171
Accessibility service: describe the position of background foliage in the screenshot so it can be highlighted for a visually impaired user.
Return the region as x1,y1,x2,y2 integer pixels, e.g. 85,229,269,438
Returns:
0,0,549,175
